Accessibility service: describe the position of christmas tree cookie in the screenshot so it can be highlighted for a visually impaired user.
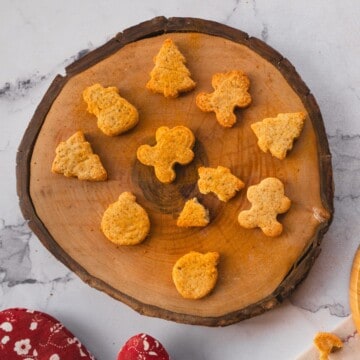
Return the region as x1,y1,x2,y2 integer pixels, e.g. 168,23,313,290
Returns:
146,38,196,98
251,112,306,159
51,131,107,181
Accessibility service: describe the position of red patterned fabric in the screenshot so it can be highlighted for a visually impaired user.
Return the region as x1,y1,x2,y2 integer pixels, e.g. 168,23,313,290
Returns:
117,333,169,360
0,308,94,360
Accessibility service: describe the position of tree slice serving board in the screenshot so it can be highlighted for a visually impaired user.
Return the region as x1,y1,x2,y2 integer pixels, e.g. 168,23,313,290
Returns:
16,17,333,326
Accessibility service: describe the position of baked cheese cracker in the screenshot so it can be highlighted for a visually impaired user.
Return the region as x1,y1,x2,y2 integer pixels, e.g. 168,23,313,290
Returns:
83,83,139,136
146,39,196,98
177,198,209,227
51,131,107,181
313,332,343,360
238,177,291,237
101,192,150,245
196,70,251,127
172,251,219,299
251,112,306,159
137,126,195,183
197,166,244,202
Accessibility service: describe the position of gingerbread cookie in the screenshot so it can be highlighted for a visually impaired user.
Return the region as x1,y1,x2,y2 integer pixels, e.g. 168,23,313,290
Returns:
177,198,209,227
238,177,291,237
83,83,139,136
251,112,306,159
313,332,343,360
137,126,195,183
172,251,219,299
196,70,252,127
146,38,196,98
197,166,244,202
101,192,150,245
51,131,107,181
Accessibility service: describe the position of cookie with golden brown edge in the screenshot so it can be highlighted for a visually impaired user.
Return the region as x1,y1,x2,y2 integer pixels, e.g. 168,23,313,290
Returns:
196,70,252,127
251,112,306,160
197,166,244,202
238,177,291,237
146,38,196,98
313,332,343,360
83,83,139,136
51,131,107,181
101,192,150,245
172,251,219,299
137,125,195,183
177,198,210,228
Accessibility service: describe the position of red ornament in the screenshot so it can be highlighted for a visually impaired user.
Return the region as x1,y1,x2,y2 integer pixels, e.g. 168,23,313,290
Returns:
118,333,170,360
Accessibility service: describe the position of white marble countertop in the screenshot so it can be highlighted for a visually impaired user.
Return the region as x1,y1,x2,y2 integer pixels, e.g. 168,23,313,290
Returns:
1,1,360,359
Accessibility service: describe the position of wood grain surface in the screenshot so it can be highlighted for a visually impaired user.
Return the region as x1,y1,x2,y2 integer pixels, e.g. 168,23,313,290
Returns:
16,17,333,326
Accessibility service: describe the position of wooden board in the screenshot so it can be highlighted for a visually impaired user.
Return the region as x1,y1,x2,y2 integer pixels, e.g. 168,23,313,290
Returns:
16,17,333,326
350,247,360,332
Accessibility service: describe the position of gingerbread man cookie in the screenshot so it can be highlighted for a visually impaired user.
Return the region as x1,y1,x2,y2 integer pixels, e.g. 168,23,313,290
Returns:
136,126,195,183
238,177,291,237
196,70,252,127
83,83,139,136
